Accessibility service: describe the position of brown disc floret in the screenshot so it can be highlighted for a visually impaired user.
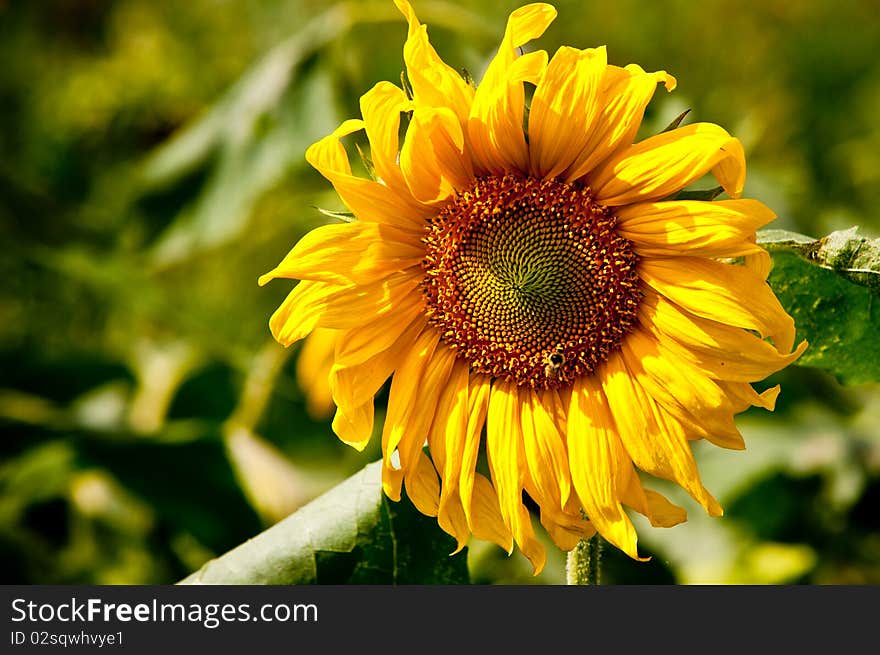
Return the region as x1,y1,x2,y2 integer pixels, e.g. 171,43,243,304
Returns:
421,173,642,389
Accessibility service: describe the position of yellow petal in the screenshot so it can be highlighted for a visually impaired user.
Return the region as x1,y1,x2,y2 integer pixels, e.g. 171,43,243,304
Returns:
399,345,457,472
438,493,471,555
267,280,340,347
459,373,491,527
539,506,596,552
528,46,607,179
602,350,723,516
333,292,425,368
720,381,781,412
616,199,776,258
305,120,429,231
318,270,423,329
745,249,772,280
296,328,338,419
330,314,426,411
619,328,746,450
620,470,688,528
564,63,676,182
590,123,746,206
640,292,809,382
258,221,424,287
520,387,571,511
400,106,474,204
360,82,417,200
331,401,374,451
394,0,474,124
405,450,440,516
379,328,438,500
567,375,644,560
639,256,796,353
381,332,456,500
426,358,471,551
467,3,556,173
469,473,514,552
486,379,546,573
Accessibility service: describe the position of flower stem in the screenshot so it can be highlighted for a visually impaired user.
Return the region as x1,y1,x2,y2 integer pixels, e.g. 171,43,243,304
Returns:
566,534,603,585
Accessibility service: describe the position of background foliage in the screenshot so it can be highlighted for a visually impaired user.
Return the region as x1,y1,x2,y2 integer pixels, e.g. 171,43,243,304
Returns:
2,0,878,584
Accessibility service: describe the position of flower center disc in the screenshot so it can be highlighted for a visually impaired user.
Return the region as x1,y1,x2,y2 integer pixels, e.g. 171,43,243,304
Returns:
422,173,642,389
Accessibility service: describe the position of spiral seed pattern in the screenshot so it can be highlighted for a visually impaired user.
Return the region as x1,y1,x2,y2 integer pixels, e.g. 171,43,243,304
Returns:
422,173,642,389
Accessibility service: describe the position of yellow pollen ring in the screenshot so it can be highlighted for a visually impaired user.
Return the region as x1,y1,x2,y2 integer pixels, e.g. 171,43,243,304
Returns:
421,173,642,389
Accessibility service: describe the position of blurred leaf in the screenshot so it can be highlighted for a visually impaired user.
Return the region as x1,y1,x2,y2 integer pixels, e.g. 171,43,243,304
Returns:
179,460,469,584
77,434,261,553
141,6,351,189
0,441,76,522
223,425,321,524
141,7,352,265
759,227,880,383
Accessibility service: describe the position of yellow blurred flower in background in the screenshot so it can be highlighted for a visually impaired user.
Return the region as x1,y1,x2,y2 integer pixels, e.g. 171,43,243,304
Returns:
261,0,805,572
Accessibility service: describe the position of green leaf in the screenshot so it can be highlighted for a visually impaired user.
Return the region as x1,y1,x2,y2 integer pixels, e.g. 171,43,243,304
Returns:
178,460,470,584
661,108,691,133
139,4,385,266
759,226,880,384
760,226,880,292
313,206,356,223
675,186,724,201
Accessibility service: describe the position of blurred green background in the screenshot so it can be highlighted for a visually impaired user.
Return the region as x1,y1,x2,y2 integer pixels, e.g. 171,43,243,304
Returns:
1,0,878,585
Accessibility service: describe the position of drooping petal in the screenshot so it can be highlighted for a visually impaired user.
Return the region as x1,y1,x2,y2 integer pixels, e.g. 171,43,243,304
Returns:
616,199,776,258
719,381,781,412
528,46,607,179
305,119,430,231
745,249,772,280
520,387,571,512
405,450,441,516
538,503,596,551
602,350,723,516
619,470,688,528
639,257,796,353
331,400,374,451
360,82,417,200
619,328,746,451
486,379,546,572
400,106,474,204
467,3,556,174
394,0,475,124
332,293,425,368
640,292,808,382
267,280,342,347
567,375,644,560
564,63,676,182
318,270,424,329
469,473,514,552
459,373,491,528
381,333,456,500
330,313,426,414
296,328,338,419
590,123,746,205
426,358,471,551
258,222,423,287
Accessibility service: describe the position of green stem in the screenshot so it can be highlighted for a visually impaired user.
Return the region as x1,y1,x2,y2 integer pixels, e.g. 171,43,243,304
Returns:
566,534,603,585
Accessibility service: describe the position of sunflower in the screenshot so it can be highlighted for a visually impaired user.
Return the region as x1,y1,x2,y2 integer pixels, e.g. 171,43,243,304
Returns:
260,0,806,572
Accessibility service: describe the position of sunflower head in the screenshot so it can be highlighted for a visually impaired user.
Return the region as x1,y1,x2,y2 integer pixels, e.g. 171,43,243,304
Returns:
260,0,806,573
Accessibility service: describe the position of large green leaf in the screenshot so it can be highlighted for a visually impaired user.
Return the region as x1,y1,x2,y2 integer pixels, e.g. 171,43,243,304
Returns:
759,226,880,384
179,460,469,585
